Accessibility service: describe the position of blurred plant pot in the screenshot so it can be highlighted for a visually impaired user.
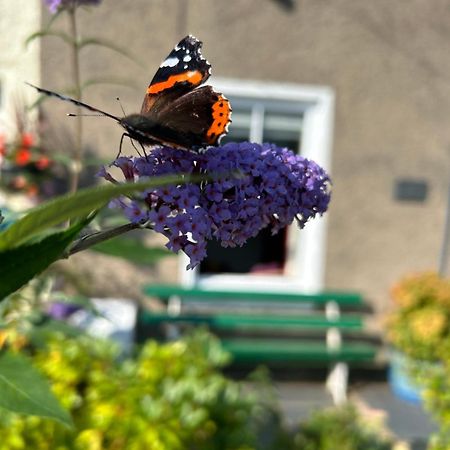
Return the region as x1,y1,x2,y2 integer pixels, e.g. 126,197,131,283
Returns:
388,350,427,404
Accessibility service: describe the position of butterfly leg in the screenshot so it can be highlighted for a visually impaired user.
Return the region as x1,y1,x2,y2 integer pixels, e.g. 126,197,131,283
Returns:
116,133,127,159
139,141,150,161
129,137,145,158
116,133,144,159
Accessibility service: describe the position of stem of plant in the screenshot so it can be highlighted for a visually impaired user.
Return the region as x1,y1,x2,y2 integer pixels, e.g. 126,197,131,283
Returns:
68,6,83,195
66,222,142,257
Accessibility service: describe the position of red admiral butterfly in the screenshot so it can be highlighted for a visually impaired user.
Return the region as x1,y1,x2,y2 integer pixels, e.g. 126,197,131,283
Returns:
27,35,232,150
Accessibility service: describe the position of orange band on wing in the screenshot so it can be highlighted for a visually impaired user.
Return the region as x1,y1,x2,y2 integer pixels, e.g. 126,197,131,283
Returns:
147,71,203,94
207,95,231,144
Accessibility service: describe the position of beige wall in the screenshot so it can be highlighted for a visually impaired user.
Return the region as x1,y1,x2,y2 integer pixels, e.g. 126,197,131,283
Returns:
39,1,450,309
0,0,41,136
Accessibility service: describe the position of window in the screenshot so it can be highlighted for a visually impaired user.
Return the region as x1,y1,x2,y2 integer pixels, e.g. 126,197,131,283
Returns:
180,79,334,293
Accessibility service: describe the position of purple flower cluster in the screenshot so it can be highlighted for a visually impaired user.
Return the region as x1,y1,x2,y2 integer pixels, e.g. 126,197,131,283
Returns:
44,0,101,13
99,142,331,269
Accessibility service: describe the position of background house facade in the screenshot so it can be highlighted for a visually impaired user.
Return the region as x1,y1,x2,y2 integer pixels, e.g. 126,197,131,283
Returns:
3,0,450,310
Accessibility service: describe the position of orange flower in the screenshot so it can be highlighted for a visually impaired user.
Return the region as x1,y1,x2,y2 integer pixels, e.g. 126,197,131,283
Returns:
27,184,39,197
15,148,31,166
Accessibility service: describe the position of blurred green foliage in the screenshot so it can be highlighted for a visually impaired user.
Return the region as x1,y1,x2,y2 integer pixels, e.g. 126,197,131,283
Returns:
0,324,396,450
386,271,450,448
414,362,448,450
292,404,393,450
0,328,292,450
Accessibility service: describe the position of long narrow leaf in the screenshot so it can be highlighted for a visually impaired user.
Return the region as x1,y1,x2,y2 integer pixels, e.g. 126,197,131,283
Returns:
0,351,73,426
77,37,143,67
0,174,187,251
25,29,74,47
81,76,138,91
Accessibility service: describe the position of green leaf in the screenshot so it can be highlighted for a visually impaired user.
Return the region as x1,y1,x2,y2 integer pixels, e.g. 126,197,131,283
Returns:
28,319,86,348
0,351,73,426
0,174,188,251
0,218,90,300
92,236,173,266
81,76,138,91
77,37,144,67
25,29,73,47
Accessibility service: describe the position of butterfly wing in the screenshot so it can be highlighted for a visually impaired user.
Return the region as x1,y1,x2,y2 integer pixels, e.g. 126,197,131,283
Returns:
152,86,232,147
140,35,211,115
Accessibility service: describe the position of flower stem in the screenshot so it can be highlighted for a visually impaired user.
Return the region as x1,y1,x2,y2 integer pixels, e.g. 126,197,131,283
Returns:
66,222,142,257
68,6,83,194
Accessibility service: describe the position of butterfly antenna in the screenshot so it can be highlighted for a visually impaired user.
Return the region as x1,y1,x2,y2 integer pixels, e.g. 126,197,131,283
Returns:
26,82,121,123
67,113,108,117
116,97,126,116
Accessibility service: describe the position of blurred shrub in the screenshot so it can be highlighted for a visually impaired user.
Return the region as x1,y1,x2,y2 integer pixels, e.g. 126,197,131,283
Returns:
292,404,393,450
0,326,397,449
0,328,291,450
386,272,450,361
414,361,450,450
385,272,450,448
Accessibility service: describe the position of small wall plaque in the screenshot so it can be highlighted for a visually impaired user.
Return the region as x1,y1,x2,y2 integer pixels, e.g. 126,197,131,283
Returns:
394,179,428,202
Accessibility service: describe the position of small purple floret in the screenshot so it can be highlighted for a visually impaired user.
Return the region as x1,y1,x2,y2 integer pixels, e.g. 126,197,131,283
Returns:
99,142,331,269
44,0,101,13
48,302,81,320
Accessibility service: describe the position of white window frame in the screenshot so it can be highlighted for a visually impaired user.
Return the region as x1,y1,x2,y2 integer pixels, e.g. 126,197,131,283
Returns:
179,78,335,294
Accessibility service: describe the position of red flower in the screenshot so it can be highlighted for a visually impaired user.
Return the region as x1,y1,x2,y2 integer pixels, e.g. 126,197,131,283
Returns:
15,148,32,166
35,155,51,170
21,133,34,149
0,135,6,156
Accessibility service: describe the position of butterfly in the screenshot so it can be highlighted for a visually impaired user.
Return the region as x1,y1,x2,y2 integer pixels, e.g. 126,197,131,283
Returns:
27,35,232,151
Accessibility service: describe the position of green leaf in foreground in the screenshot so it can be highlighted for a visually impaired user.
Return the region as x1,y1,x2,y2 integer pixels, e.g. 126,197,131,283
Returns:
0,351,73,427
0,174,186,251
0,218,89,300
92,236,173,266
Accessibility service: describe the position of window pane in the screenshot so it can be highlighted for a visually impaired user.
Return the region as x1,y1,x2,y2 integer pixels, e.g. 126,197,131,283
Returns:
220,108,251,143
200,228,286,274
263,111,302,153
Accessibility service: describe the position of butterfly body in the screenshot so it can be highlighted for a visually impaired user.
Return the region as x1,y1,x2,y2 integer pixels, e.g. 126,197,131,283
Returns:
27,35,231,150
120,113,201,149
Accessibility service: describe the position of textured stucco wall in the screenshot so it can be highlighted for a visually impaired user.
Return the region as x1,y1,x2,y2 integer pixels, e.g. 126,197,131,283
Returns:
39,0,450,309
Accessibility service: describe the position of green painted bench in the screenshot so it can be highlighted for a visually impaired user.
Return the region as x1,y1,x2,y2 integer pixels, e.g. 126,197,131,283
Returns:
139,284,381,404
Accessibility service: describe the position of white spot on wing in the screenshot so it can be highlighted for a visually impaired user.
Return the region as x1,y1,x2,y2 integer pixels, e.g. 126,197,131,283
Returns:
161,56,179,67
183,55,192,62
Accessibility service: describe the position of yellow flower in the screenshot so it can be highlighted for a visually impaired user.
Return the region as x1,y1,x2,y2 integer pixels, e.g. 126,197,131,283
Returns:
390,272,450,311
409,307,447,343
75,429,103,450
